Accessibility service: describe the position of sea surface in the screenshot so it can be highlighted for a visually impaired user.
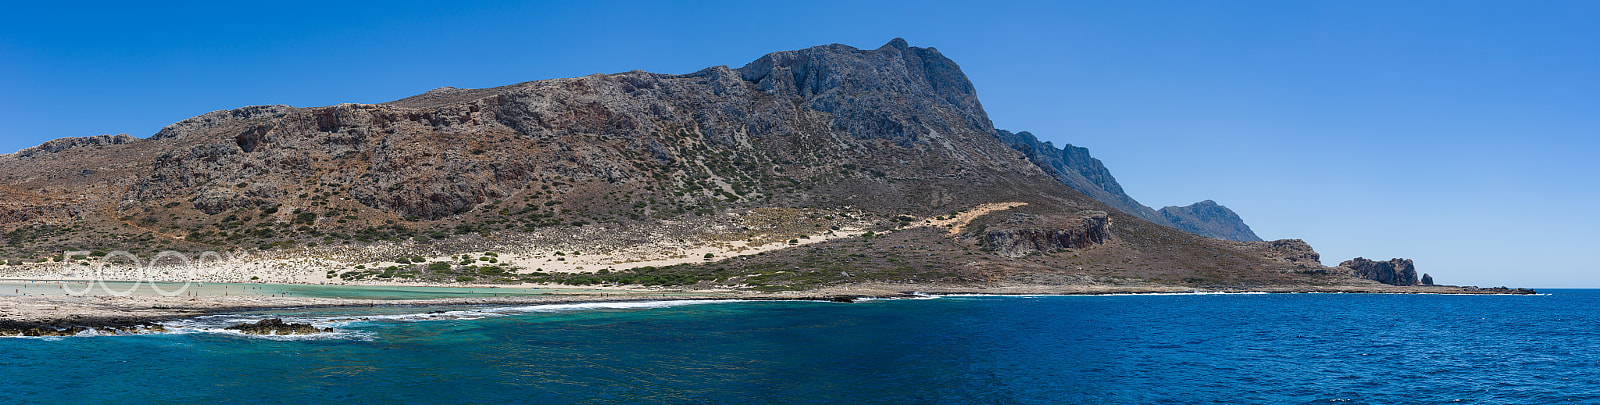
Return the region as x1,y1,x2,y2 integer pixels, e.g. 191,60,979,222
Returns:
2,290,1597,404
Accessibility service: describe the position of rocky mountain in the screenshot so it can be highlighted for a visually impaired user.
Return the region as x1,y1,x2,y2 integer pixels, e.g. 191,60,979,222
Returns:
0,39,1423,291
994,130,1161,222
994,129,1261,241
1157,200,1261,242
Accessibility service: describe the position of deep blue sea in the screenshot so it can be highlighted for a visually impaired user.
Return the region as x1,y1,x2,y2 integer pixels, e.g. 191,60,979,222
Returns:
3,290,1597,404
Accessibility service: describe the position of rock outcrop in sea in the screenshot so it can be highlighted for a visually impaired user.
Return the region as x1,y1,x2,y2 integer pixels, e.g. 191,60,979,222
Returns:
225,318,331,335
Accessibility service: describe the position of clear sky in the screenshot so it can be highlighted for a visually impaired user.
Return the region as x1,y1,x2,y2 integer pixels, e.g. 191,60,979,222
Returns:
3,1,1596,287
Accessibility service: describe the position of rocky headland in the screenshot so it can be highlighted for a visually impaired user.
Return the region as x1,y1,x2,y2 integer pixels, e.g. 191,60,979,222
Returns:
1340,257,1419,286
0,39,1532,331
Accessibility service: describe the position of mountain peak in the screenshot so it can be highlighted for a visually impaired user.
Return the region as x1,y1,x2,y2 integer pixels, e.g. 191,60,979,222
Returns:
1159,200,1263,242
880,37,910,50
733,38,990,145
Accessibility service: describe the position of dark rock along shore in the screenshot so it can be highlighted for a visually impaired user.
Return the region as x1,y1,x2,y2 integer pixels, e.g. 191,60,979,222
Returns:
0,318,168,337
225,318,332,335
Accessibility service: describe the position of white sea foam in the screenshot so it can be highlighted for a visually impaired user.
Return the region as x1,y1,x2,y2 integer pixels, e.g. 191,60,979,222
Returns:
150,299,740,339
930,291,1275,298
158,326,377,341
18,299,747,339
488,299,730,314
306,299,737,325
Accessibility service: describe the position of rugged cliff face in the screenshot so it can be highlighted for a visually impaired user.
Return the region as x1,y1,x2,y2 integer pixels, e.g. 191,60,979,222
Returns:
994,129,1261,242
1339,257,1419,286
994,130,1160,223
981,211,1111,258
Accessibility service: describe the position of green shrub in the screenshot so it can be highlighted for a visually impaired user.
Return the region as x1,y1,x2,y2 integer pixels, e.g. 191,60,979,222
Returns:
428,262,453,271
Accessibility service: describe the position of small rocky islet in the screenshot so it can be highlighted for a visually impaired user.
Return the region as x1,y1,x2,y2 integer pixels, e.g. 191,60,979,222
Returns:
224,318,331,335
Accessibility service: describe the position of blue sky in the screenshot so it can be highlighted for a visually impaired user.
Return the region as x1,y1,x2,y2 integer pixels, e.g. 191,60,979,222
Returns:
3,1,1596,287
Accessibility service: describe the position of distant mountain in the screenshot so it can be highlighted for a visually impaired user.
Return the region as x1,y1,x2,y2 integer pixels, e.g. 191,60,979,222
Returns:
993,130,1163,223
1157,200,1261,242
993,129,1262,242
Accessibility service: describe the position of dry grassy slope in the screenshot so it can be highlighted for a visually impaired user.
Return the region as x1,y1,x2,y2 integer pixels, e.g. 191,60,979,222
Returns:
0,39,1367,290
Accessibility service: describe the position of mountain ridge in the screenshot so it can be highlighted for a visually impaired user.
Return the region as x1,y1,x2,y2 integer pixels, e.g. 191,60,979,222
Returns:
0,39,1465,292
994,129,1262,241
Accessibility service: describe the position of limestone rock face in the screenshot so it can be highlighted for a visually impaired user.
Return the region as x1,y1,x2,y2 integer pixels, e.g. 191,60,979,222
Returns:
982,211,1111,258
1158,200,1262,242
1421,273,1434,285
736,38,990,148
1339,257,1419,286
149,105,294,141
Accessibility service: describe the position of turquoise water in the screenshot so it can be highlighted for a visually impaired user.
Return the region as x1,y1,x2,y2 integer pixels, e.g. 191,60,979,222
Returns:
2,291,1596,403
0,279,628,299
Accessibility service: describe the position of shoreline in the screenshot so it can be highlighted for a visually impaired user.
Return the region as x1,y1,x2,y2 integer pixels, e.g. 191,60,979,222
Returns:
0,281,1537,336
